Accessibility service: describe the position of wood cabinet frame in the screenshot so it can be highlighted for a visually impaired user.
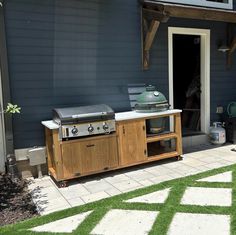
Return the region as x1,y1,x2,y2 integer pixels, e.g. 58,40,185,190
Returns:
116,112,182,168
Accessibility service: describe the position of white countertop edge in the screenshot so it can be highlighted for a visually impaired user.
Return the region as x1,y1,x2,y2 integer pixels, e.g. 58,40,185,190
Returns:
41,120,59,130
115,109,182,121
41,109,182,128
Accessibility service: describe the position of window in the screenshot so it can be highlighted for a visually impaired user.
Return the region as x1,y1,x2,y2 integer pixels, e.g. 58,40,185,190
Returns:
158,0,233,9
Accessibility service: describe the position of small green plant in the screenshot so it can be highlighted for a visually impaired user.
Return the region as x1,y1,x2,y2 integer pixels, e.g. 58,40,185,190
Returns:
5,103,21,114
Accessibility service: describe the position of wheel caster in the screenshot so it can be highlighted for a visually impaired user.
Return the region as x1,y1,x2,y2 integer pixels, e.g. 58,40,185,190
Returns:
176,155,183,161
58,181,68,188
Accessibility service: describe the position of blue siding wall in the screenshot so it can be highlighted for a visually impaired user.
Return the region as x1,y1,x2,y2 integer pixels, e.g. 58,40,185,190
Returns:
4,0,236,148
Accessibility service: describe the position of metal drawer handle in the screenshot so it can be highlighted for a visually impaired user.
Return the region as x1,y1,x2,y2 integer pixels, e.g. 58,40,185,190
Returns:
86,144,95,147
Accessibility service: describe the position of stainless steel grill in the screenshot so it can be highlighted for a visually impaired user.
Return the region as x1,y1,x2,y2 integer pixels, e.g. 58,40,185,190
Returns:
53,104,116,139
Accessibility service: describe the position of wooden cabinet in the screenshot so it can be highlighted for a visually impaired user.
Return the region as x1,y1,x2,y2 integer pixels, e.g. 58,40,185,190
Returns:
116,112,183,166
44,110,182,186
46,133,118,181
117,120,147,166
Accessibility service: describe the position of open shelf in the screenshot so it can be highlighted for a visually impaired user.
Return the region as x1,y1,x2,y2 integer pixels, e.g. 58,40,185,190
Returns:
147,138,177,158
147,132,177,143
147,151,179,161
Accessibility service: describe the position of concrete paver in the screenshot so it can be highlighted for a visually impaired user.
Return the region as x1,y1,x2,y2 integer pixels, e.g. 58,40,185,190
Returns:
197,171,232,183
82,179,116,194
181,187,232,207
30,211,92,233
58,185,90,200
80,191,110,203
168,213,230,235
91,209,159,235
112,179,142,192
125,188,171,204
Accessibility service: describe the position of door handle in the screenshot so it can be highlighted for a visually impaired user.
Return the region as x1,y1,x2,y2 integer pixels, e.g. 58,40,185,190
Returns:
123,126,125,134
86,144,95,147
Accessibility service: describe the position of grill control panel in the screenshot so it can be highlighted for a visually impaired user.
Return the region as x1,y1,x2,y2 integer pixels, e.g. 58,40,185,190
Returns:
61,120,116,139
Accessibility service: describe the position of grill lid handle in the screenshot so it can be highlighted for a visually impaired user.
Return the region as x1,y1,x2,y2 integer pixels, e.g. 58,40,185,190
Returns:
72,112,108,119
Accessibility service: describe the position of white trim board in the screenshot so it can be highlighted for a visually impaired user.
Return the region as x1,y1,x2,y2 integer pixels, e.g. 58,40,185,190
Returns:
0,68,6,172
157,0,232,10
168,27,210,134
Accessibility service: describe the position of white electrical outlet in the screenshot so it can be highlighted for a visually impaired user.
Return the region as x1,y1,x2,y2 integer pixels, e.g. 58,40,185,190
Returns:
216,106,223,114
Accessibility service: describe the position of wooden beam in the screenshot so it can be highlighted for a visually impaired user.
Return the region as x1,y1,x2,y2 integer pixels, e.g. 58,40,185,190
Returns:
142,0,236,23
144,20,160,51
229,37,236,54
227,37,236,67
142,19,160,70
142,8,169,22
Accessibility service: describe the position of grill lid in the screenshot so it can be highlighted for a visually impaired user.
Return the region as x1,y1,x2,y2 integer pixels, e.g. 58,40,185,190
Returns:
135,85,169,113
136,85,167,105
53,104,115,125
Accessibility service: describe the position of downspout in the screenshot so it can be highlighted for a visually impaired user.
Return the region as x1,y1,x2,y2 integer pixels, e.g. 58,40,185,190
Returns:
0,0,14,172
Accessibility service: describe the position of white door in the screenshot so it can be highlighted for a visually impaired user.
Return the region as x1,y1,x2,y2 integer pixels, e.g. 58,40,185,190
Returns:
168,27,210,134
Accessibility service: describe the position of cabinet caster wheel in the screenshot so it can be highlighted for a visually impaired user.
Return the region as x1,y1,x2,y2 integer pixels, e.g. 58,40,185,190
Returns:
176,156,183,161
59,181,68,188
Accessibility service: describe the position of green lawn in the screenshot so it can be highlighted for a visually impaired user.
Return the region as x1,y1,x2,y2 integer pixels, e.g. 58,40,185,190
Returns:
1,164,235,235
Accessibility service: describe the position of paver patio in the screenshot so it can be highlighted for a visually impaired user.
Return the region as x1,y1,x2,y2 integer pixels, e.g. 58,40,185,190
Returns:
2,148,236,235
28,143,236,215
22,156,234,235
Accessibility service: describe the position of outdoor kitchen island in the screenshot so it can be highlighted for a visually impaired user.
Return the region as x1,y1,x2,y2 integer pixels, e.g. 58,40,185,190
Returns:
42,109,182,187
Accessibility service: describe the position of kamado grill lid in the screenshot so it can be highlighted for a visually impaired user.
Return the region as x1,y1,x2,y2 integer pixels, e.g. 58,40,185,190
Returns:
135,85,169,113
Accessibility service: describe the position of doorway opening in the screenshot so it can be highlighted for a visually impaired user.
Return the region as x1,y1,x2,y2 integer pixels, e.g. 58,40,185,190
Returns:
168,27,210,139
173,34,201,136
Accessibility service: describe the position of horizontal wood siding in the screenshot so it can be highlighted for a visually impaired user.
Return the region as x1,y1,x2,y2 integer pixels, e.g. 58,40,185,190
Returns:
4,0,236,148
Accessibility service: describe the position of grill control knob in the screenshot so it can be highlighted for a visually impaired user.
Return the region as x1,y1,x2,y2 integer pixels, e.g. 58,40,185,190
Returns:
71,127,78,135
88,124,94,133
103,123,109,131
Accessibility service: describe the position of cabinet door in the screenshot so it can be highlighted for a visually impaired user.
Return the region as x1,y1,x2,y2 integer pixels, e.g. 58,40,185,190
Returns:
117,120,147,166
78,136,118,175
61,135,118,178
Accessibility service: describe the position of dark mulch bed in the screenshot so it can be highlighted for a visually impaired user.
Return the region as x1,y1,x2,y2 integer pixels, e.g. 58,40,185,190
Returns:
0,173,38,226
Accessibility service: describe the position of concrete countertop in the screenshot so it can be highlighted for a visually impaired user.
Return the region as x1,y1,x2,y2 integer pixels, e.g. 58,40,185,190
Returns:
41,109,182,129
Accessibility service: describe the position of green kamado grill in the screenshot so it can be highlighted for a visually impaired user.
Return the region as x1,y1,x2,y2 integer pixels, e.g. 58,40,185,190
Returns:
135,85,170,134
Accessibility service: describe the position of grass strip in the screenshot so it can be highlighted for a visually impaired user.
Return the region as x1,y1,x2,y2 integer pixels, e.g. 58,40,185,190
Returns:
231,169,236,235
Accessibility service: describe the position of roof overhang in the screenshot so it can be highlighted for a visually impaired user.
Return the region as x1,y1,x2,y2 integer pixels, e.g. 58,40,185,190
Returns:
142,0,236,23
141,1,236,69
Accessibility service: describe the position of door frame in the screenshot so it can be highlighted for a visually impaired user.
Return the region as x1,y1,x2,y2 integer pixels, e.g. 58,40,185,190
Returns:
0,75,6,172
168,27,210,134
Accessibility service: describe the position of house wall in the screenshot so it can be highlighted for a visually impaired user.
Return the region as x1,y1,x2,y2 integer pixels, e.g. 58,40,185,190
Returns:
4,0,236,149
